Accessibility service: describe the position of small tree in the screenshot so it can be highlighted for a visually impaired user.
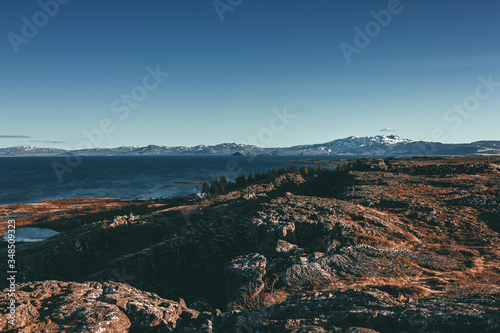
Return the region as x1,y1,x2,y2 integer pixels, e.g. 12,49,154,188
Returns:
247,173,256,183
202,182,210,196
266,168,277,178
210,177,221,195
236,174,247,187
219,175,229,189
289,165,299,174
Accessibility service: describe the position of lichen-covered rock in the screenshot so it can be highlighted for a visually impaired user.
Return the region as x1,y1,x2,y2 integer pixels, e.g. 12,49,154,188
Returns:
100,281,192,330
109,214,138,228
224,253,267,302
0,280,198,332
276,239,298,253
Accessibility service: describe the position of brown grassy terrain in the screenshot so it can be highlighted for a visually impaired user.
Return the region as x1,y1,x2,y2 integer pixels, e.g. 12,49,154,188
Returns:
1,156,499,332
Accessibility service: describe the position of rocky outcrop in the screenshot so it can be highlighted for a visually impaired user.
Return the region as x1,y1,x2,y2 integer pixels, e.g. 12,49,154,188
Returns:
2,281,499,332
224,253,267,303
218,290,500,332
1,157,500,332
0,280,199,332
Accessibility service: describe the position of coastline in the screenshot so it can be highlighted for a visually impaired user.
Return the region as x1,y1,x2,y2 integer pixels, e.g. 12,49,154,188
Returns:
0,196,196,234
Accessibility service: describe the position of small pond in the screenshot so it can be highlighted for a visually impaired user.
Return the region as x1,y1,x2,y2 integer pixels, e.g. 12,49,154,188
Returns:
3,227,59,242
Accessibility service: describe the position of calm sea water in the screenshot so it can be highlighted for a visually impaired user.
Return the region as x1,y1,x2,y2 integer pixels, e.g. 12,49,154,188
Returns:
0,155,337,205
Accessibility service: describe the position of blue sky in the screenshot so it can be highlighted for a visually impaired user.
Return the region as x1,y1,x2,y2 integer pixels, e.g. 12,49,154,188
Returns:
1,0,499,148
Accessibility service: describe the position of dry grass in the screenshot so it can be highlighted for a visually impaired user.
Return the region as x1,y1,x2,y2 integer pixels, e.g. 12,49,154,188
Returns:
373,283,432,301
231,274,287,310
284,263,336,291
445,274,500,298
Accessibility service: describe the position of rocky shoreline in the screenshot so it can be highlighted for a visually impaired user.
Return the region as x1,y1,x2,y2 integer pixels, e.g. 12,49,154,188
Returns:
1,157,500,332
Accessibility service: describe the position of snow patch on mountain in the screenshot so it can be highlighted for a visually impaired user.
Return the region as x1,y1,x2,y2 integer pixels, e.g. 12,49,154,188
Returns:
0,136,498,156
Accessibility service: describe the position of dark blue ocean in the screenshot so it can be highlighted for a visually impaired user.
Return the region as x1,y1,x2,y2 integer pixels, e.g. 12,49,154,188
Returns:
0,155,338,205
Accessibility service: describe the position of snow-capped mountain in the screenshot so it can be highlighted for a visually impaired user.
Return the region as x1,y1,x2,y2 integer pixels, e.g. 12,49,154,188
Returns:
282,135,415,155
324,135,413,148
1,136,499,157
65,143,265,156
0,146,67,156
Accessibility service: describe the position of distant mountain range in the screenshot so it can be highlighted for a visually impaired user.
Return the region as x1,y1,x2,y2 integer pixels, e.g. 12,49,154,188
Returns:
1,135,499,157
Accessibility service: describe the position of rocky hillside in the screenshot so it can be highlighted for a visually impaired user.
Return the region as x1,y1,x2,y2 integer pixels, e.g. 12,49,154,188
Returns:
1,157,500,332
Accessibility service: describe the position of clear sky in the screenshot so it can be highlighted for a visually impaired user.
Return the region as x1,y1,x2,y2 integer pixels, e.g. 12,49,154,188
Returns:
1,0,499,148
